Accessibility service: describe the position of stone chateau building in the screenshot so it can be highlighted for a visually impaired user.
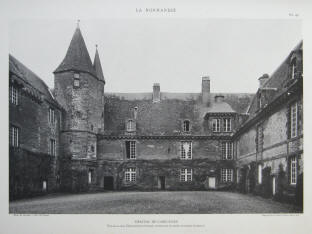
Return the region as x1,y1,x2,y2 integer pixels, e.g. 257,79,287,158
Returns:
9,24,303,206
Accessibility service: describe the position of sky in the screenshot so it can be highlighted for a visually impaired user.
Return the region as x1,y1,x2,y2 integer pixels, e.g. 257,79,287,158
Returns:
9,19,301,94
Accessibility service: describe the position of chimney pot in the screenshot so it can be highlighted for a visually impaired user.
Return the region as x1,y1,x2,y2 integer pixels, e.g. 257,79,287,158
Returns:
258,73,269,88
153,83,160,103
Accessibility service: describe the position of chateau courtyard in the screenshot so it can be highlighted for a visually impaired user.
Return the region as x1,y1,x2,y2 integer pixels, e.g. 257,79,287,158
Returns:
9,191,302,214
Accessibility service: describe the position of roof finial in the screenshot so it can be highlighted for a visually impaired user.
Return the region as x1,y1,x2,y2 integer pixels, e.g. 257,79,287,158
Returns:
77,19,80,28
95,44,98,49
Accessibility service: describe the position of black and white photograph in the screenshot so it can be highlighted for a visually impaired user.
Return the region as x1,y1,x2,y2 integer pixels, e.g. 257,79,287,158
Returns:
2,1,312,233
8,18,303,214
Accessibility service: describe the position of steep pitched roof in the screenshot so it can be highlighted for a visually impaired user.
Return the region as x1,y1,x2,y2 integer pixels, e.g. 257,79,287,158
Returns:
104,92,254,135
93,47,105,82
54,26,96,76
246,40,303,120
9,54,56,104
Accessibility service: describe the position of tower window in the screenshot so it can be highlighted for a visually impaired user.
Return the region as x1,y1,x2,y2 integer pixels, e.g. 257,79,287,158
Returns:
183,120,190,132
212,118,221,132
73,73,80,88
181,141,192,159
74,73,80,79
126,141,136,159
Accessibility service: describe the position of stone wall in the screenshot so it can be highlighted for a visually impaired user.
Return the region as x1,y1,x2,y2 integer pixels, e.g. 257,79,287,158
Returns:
97,138,221,161
54,71,104,134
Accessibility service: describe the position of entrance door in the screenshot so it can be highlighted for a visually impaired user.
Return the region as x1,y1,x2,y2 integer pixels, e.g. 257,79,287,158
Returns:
208,177,216,189
104,176,114,190
159,176,165,190
272,177,276,195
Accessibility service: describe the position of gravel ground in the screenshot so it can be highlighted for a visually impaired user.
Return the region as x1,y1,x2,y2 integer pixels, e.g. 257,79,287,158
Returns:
9,191,302,214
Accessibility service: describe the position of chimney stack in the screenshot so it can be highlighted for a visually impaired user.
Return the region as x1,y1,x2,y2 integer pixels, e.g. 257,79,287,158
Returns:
214,95,225,103
258,74,269,88
202,76,210,106
153,83,160,103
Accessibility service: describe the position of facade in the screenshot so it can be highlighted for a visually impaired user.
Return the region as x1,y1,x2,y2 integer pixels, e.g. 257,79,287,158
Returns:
9,25,303,206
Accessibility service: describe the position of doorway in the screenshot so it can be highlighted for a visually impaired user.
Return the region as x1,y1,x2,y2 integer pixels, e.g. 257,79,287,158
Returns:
159,176,166,190
208,177,216,189
272,177,276,195
103,176,114,190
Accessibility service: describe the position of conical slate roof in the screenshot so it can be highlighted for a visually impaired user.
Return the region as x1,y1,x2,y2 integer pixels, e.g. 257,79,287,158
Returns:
54,26,96,76
93,47,105,83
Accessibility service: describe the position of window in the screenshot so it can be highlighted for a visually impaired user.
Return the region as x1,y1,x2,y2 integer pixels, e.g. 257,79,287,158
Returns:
221,169,233,182
125,168,136,182
48,108,55,125
126,141,136,159
183,120,190,132
73,73,80,88
212,118,221,132
91,145,95,153
258,164,262,184
291,59,297,79
9,125,19,147
181,141,192,159
290,157,297,185
49,139,56,156
180,168,192,182
9,85,18,105
126,119,135,132
221,142,233,160
290,102,298,138
223,118,231,132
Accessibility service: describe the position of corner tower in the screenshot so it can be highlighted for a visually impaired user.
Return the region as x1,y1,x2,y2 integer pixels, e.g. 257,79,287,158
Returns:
54,23,105,159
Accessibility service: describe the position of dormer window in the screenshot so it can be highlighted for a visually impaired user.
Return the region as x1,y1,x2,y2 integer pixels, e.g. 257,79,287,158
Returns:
126,119,135,132
290,58,297,79
212,118,221,132
73,73,80,88
183,120,190,132
223,118,231,132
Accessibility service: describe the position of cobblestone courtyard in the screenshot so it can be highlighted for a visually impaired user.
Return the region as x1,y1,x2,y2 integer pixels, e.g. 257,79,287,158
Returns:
9,191,301,214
